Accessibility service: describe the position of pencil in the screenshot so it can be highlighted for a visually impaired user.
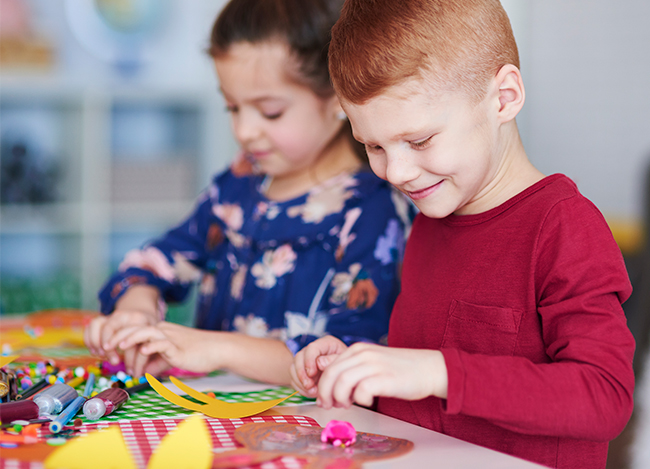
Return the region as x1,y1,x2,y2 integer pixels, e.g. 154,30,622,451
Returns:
16,377,48,400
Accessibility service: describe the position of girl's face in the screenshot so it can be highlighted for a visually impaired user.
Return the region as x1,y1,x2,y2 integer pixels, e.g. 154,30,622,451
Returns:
214,41,345,180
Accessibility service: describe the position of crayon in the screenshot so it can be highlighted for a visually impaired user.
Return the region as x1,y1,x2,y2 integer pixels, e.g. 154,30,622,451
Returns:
83,387,129,420
0,400,39,423
65,376,84,389
49,374,95,433
33,382,78,415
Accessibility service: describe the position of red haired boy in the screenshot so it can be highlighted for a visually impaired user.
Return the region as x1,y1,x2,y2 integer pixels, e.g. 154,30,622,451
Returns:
291,1,635,468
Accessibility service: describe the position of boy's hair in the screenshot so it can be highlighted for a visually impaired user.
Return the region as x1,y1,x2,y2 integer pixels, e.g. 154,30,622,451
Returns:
329,0,519,104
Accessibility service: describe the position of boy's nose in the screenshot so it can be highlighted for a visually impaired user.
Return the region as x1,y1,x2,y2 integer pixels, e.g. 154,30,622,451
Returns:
384,151,419,188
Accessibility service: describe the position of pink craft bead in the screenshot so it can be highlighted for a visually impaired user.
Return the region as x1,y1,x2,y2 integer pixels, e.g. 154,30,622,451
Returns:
321,420,357,447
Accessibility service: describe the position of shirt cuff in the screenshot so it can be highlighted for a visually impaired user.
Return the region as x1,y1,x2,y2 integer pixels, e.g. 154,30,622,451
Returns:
440,348,465,415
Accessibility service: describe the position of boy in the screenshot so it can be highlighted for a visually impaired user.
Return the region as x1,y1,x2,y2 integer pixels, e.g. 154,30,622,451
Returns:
290,1,635,468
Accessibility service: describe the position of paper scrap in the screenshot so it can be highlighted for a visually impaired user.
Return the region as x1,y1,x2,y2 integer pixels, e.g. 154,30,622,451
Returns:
147,415,212,469
44,427,137,469
145,374,297,419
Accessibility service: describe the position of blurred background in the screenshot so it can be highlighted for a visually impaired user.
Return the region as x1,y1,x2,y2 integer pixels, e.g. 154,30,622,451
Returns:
0,0,648,467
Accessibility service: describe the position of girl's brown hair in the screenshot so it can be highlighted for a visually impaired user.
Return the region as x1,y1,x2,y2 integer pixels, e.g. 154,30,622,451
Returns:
208,0,366,162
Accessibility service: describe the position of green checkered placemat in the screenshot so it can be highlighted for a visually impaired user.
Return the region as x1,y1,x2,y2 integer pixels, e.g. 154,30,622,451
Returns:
76,386,315,423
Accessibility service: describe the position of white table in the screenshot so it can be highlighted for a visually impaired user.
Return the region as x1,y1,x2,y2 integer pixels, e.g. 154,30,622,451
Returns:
195,373,548,469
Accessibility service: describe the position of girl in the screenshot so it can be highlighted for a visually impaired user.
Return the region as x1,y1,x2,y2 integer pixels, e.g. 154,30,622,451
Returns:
84,0,414,386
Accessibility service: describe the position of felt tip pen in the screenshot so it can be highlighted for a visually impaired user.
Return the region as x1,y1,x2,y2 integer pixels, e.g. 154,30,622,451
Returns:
49,374,95,433
82,387,128,420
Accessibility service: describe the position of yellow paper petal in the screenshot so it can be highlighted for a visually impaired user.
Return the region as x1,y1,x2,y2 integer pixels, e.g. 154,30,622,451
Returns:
44,427,137,469
0,355,19,367
147,415,212,469
145,374,297,419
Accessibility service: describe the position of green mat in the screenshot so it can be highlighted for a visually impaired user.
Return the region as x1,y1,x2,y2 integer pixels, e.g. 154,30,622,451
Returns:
76,386,315,423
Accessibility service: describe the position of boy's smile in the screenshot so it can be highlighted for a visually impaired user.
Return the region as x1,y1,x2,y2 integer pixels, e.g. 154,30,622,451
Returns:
342,74,537,218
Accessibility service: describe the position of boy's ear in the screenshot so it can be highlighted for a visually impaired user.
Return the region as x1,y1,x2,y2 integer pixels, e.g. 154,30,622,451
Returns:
493,64,525,124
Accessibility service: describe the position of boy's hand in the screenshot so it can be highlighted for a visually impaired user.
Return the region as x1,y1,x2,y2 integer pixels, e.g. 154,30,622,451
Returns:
108,322,223,377
290,336,348,397
315,343,448,409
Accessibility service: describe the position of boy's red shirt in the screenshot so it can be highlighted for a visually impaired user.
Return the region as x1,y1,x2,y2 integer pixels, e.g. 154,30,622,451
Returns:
378,174,635,469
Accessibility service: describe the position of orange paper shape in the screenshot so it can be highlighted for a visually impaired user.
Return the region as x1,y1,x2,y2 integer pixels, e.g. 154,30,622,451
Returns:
214,422,414,469
145,374,297,419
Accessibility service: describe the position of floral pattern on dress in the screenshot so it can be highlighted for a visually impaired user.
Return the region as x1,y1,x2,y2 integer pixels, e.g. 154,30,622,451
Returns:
251,244,297,289
120,246,175,282
287,173,357,224
99,165,415,352
330,263,363,305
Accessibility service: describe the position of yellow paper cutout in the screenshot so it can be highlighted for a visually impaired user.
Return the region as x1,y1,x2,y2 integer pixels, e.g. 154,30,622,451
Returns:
0,355,19,367
44,427,137,469
145,374,297,419
147,415,213,469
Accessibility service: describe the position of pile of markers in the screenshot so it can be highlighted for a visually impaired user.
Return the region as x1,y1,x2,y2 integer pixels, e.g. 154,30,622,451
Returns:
0,360,150,447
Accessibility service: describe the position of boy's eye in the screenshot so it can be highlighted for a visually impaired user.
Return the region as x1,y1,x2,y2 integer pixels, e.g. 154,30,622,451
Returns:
364,144,383,154
225,105,238,114
410,135,433,149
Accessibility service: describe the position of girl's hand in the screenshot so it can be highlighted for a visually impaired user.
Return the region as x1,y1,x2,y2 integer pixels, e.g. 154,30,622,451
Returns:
315,343,448,409
84,285,161,366
290,336,348,397
84,308,159,365
109,322,224,377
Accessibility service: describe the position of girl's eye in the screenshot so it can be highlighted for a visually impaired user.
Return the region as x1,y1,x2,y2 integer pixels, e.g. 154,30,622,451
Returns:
263,112,283,120
225,105,238,114
410,135,433,149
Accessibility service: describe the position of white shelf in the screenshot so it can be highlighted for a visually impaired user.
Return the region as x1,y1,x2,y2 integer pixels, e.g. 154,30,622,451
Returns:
0,80,234,312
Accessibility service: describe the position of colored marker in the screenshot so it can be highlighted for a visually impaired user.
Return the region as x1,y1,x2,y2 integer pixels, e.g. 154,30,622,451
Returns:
33,382,78,415
49,374,95,433
82,387,129,420
0,400,40,423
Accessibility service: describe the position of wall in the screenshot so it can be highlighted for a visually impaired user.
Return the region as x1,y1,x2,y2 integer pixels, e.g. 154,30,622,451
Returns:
504,0,650,247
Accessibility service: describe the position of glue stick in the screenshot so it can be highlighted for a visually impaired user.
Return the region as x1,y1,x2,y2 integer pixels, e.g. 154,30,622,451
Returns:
33,382,78,415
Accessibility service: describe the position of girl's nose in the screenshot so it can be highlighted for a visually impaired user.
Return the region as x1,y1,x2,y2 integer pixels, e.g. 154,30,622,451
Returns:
231,110,260,145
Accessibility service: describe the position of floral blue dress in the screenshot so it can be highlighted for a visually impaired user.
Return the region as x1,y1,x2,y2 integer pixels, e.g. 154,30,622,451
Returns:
99,161,414,353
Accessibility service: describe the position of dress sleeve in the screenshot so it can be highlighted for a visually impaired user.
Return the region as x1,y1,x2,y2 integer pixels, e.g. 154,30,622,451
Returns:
98,181,224,315
286,188,414,353
441,198,635,441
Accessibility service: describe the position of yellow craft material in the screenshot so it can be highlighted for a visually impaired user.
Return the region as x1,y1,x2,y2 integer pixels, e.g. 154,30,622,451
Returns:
0,356,19,368
147,415,213,469
44,427,137,469
145,374,297,419
65,376,84,389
